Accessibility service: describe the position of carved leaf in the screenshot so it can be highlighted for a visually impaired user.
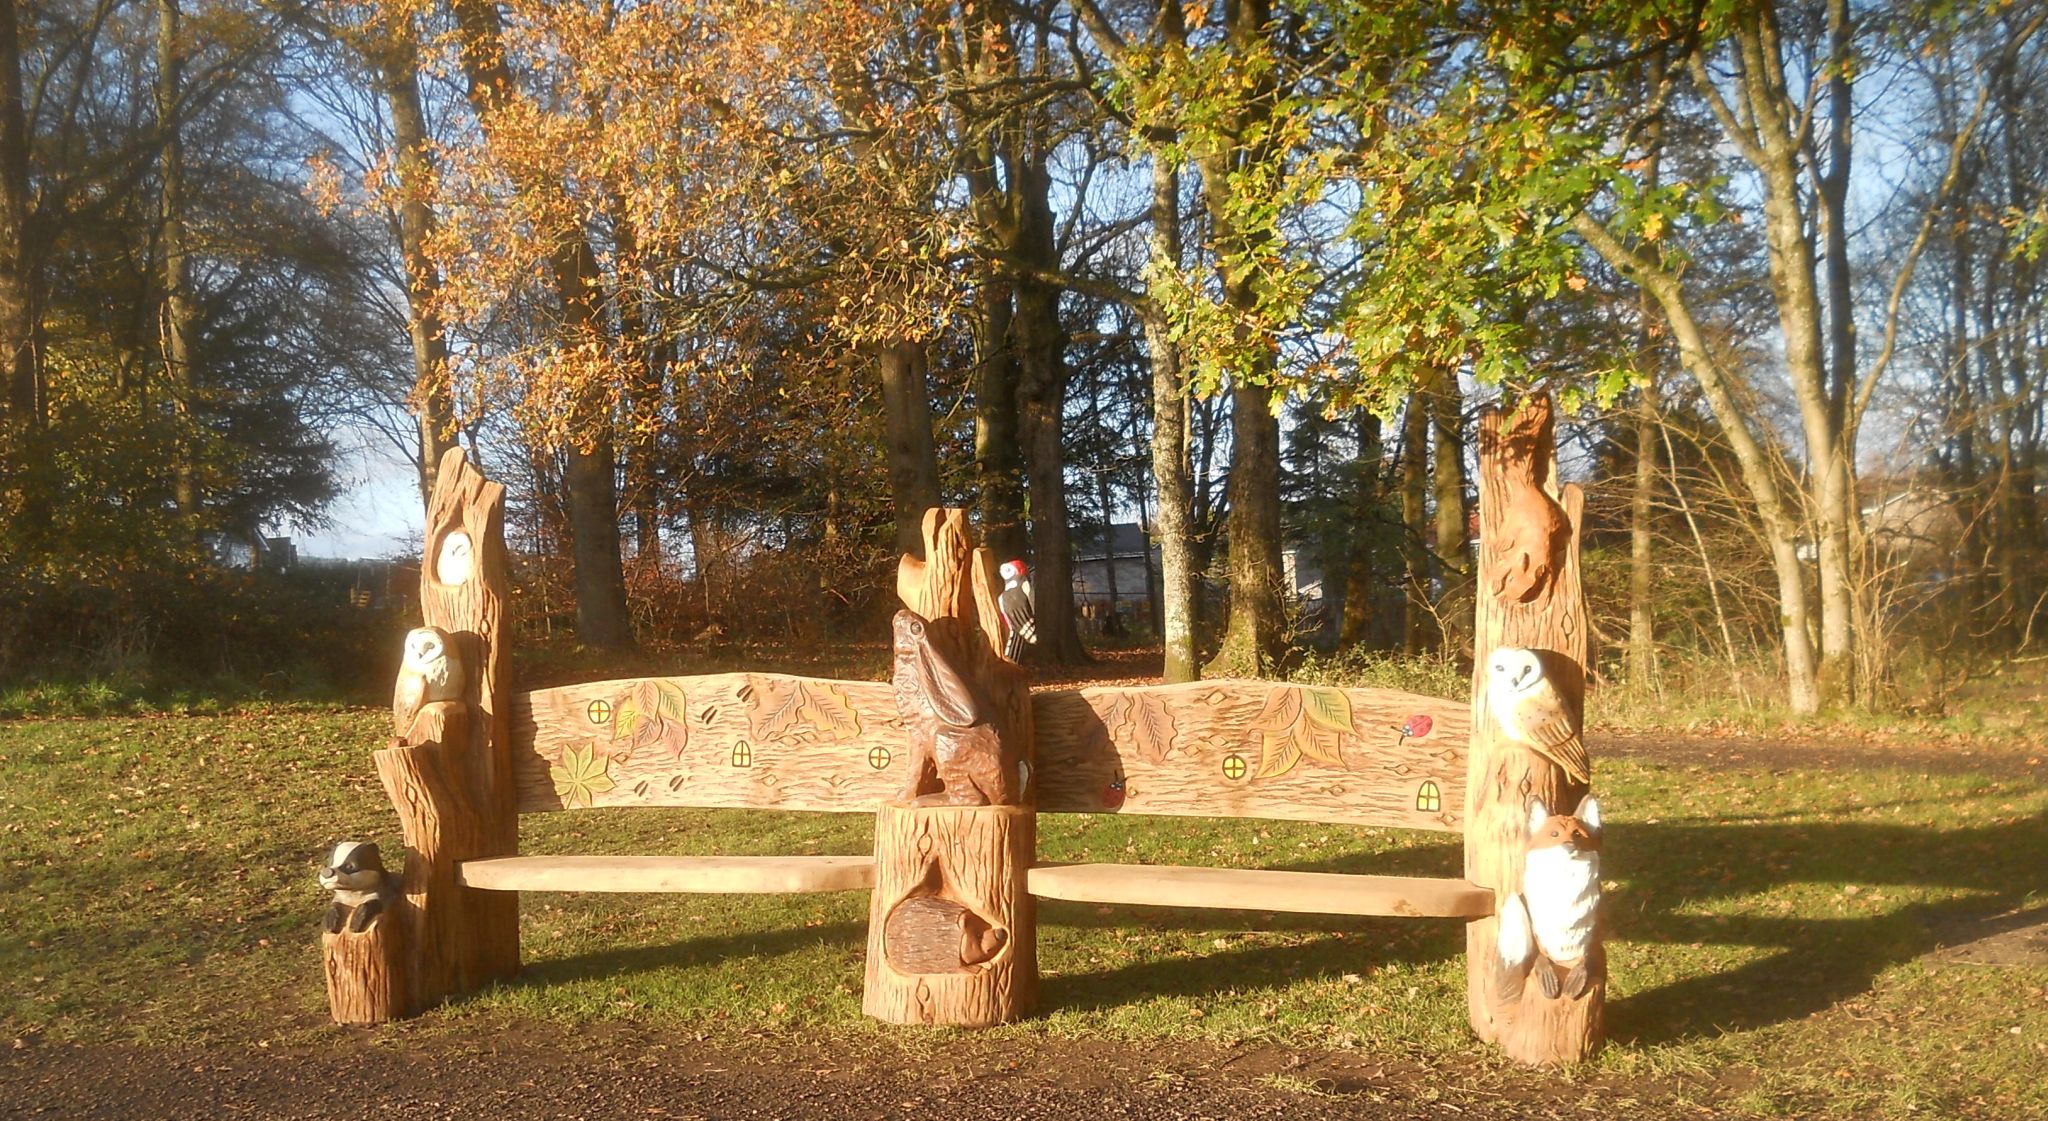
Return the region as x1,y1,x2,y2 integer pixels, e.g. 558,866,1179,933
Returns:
800,682,862,742
550,743,616,809
1255,728,1302,780
655,680,688,723
1298,722,1347,767
1252,684,1302,732
1301,687,1355,734
1126,691,1178,764
751,677,807,739
1099,694,1133,744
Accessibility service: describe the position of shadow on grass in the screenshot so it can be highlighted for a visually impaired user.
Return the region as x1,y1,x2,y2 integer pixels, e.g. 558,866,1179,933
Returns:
1604,814,2048,1045
438,812,2046,1043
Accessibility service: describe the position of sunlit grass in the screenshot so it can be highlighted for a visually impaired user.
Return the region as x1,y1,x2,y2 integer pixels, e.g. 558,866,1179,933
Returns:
2,706,2045,1118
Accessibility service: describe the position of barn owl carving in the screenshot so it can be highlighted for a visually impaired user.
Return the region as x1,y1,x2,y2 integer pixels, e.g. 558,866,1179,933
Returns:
1485,646,1590,784
393,626,464,737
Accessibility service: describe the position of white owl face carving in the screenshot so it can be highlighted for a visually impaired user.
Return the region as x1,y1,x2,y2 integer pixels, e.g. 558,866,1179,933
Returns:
1488,647,1543,695
435,531,474,587
402,627,447,672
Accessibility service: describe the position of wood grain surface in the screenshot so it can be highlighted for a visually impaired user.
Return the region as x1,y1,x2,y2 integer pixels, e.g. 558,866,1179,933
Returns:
1462,395,1604,1065
1026,864,1493,918
321,911,407,1024
456,854,874,893
510,674,1466,829
1032,680,1468,830
864,802,1035,1026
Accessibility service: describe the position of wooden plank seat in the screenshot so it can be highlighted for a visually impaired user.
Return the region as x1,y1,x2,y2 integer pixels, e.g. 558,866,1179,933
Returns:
1026,864,1494,919
457,854,874,894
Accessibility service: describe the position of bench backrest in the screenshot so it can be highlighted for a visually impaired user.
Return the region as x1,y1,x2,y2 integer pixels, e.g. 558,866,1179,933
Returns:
509,673,1469,832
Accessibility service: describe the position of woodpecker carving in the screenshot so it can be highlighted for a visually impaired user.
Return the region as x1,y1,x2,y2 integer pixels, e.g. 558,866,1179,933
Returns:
997,560,1037,662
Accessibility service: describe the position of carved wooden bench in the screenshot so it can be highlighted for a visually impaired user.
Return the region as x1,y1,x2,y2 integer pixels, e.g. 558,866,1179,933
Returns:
331,394,1603,1066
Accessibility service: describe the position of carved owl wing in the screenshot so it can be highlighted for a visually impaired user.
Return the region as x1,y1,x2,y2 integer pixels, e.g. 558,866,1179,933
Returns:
1506,673,1590,783
393,671,426,738
912,629,989,730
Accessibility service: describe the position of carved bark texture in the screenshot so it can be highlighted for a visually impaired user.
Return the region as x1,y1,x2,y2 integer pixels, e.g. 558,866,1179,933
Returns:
374,704,512,1012
322,908,409,1024
1032,681,1467,830
1464,395,1602,1065
418,447,519,984
863,801,1035,1026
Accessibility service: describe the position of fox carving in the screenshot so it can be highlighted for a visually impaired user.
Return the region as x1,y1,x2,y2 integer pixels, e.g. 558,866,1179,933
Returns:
1497,797,1602,1000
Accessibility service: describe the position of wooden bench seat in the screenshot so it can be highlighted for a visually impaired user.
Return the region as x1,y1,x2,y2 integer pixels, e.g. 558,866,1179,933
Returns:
1026,863,1494,919
456,855,874,894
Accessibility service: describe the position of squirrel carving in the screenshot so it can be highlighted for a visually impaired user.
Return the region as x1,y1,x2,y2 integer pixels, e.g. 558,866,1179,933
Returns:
1497,797,1603,1000
1487,398,1571,604
889,610,1022,806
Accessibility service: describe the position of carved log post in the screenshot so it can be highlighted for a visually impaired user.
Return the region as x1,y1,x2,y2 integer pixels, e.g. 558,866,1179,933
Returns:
865,508,1037,1026
322,910,407,1024
373,702,507,1011
1463,393,1603,1064
414,447,519,986
863,802,1036,1026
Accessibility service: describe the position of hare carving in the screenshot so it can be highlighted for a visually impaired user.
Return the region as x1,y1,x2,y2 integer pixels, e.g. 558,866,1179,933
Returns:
889,609,1022,807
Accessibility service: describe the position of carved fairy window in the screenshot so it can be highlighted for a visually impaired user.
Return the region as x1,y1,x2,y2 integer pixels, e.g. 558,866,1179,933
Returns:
868,746,893,770
1221,753,1248,781
730,741,754,767
1416,780,1442,813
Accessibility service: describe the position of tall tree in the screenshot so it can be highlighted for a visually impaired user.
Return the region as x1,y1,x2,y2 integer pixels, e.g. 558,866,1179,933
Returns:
444,0,631,649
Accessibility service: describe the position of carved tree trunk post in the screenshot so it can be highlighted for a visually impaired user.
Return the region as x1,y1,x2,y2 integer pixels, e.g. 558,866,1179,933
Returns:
373,703,499,1012
321,909,407,1025
865,508,1037,1026
364,446,519,1015
863,801,1036,1026
1463,394,1602,1064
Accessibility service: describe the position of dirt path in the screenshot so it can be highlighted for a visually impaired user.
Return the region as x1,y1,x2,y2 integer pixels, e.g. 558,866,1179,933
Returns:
1,1026,1666,1121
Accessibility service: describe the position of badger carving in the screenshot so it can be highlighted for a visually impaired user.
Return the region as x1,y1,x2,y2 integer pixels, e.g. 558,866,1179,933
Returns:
319,841,400,935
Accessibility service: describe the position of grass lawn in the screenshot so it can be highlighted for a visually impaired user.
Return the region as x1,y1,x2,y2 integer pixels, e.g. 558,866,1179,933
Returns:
2,699,2044,1118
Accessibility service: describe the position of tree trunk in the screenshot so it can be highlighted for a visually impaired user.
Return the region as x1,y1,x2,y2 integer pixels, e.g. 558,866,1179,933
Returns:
0,0,34,433
1015,273,1087,664
1429,367,1468,660
159,0,200,517
1464,394,1603,1065
1574,212,1821,713
609,198,664,567
366,17,457,507
1627,372,1659,687
1205,383,1286,675
878,341,942,559
448,0,630,650
1710,22,1851,705
1339,411,1382,648
973,276,1028,564
1400,391,1431,654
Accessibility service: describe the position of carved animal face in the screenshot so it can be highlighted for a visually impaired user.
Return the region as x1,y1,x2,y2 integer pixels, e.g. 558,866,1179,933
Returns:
402,627,448,673
1526,798,1602,854
319,841,387,892
1488,647,1543,696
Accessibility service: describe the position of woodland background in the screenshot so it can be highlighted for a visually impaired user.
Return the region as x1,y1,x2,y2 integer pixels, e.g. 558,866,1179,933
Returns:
0,0,2044,719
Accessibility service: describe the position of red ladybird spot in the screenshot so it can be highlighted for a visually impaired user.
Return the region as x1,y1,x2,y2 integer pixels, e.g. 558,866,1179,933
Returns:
1103,780,1126,810
1402,714,1434,738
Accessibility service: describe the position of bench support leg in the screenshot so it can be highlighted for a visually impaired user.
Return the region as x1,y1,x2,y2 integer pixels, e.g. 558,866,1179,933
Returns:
863,800,1036,1026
